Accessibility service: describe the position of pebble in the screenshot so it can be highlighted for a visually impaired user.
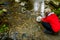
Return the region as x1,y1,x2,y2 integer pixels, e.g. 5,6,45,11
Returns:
15,0,20,3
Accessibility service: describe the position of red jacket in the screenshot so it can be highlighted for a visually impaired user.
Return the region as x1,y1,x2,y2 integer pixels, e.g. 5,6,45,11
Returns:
42,12,60,32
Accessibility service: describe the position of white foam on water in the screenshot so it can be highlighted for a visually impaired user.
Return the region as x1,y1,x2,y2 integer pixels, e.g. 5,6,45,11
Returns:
40,0,45,18
34,1,40,12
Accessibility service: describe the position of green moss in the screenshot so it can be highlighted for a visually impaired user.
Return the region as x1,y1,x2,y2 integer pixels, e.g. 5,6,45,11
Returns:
52,8,60,18
0,24,9,33
0,10,4,14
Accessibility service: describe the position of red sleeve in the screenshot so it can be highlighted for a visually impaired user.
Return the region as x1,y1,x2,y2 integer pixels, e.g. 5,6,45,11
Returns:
41,17,48,22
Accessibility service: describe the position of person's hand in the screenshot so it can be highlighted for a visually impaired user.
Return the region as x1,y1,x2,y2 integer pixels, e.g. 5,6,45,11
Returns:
36,16,42,22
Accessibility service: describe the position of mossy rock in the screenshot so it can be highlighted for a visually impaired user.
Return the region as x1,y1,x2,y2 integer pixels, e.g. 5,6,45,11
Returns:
0,24,9,33
20,0,33,10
